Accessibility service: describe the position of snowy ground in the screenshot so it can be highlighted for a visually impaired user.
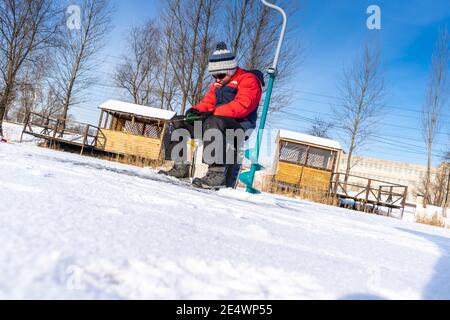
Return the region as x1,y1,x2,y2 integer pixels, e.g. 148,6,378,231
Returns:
1,122,450,300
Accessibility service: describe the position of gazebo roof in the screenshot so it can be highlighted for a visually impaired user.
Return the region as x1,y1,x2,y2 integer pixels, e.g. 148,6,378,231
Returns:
278,129,342,151
99,100,176,121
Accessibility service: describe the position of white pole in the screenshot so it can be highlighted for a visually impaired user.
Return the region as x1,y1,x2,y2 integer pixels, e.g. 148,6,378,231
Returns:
260,0,288,71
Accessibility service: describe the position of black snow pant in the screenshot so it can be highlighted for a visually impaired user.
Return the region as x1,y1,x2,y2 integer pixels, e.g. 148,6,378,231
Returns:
163,115,251,167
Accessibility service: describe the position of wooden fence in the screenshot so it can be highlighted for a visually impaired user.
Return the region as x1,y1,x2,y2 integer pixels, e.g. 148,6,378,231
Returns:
21,112,106,154
330,172,408,216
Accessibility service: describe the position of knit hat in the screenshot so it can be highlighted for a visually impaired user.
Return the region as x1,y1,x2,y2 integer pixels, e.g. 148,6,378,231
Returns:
208,42,238,75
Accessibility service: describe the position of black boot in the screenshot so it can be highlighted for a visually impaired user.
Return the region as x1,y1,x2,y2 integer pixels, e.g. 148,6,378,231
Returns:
158,163,191,179
192,166,227,189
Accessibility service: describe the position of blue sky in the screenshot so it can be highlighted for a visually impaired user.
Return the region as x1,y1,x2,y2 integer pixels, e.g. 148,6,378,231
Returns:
72,0,450,166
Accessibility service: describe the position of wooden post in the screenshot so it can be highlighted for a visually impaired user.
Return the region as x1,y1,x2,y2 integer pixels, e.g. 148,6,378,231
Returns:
95,111,103,149
365,179,372,204
53,118,60,139
388,186,394,203
298,146,309,188
80,125,89,155
401,186,408,219
110,115,116,130
104,112,110,129
332,173,340,195
98,111,104,129
158,121,167,162
20,111,31,143
327,171,336,205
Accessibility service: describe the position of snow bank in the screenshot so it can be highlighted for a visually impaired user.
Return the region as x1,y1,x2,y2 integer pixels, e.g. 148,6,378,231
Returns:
1,141,450,299
2,122,41,144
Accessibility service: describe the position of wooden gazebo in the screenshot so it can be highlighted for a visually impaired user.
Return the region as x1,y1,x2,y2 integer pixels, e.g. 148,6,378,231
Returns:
97,100,176,160
272,130,342,192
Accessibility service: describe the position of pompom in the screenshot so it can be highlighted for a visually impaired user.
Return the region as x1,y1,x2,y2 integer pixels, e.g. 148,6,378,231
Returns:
216,42,228,51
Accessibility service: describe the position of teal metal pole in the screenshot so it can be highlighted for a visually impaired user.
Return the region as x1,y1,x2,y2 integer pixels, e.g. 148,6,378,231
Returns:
240,0,287,194
244,73,276,193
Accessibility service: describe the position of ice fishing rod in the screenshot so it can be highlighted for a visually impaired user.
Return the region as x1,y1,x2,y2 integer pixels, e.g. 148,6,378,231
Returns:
239,0,288,194
169,115,207,124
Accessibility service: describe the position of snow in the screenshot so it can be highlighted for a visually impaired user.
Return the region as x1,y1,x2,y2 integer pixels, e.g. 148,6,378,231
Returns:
416,205,447,217
1,124,450,300
99,100,176,120
2,122,41,144
278,129,342,150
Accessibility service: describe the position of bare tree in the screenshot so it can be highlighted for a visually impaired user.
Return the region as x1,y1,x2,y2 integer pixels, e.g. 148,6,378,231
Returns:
156,24,180,111
161,0,199,114
0,0,58,138
156,0,299,116
417,162,450,207
421,26,450,208
334,42,385,182
11,67,41,123
307,117,333,139
51,0,113,133
224,0,301,115
190,0,218,106
160,0,220,115
156,22,174,110
8,48,53,123
433,163,450,208
114,21,161,106
39,84,64,117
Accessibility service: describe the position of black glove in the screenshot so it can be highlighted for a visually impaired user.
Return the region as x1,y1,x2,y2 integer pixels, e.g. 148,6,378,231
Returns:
185,108,202,117
185,109,211,124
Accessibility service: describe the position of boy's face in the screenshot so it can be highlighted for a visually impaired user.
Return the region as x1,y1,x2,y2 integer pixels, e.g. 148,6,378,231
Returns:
213,73,233,84
217,74,233,84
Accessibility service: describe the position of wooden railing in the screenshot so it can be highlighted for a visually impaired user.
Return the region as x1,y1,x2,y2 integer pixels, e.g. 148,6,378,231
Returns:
21,112,106,152
330,172,408,209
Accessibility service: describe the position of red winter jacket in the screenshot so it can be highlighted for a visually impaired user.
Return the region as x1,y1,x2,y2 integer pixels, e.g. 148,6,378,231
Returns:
192,68,262,120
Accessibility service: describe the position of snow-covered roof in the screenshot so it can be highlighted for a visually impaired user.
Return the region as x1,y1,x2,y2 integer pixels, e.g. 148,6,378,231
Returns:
99,100,176,121
278,129,342,150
